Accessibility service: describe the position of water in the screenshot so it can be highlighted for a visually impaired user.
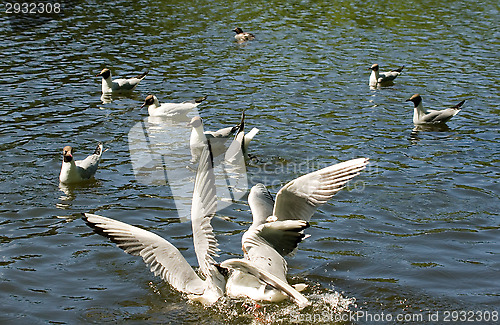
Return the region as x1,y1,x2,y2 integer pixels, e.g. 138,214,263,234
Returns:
1,0,499,324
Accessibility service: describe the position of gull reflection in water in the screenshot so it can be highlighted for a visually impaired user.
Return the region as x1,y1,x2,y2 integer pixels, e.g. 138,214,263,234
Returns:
409,124,452,143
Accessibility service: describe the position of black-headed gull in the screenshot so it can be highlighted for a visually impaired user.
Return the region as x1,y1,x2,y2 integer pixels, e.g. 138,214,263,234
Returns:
369,64,404,87
84,145,226,305
233,27,255,43
59,143,104,184
141,94,207,117
83,144,368,307
96,68,148,94
224,111,259,163
221,157,369,307
406,94,465,125
188,115,242,162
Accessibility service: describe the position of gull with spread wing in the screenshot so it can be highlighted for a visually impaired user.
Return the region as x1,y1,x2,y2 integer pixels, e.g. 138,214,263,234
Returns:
222,157,369,307
83,146,368,307
83,145,226,305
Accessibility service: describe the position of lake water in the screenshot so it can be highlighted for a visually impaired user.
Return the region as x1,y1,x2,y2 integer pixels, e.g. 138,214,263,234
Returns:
1,0,499,324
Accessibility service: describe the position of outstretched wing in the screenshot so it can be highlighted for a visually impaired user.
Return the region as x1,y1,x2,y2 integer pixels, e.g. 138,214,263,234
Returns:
191,144,219,278
83,213,205,295
273,158,369,222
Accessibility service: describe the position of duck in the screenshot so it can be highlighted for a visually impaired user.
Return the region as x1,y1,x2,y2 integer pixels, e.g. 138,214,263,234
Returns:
406,94,465,125
369,64,404,87
233,27,255,43
96,68,148,93
83,144,369,307
141,94,207,117
59,142,105,184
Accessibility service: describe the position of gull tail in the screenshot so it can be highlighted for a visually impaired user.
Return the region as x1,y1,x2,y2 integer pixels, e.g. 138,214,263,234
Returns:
135,70,149,79
452,100,466,110
195,95,208,104
392,65,404,73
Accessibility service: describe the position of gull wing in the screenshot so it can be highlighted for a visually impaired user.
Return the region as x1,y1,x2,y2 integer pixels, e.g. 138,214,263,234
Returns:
421,108,459,124
190,144,219,278
273,158,369,222
221,258,310,308
247,184,275,228
75,143,103,179
244,219,310,266
83,213,205,295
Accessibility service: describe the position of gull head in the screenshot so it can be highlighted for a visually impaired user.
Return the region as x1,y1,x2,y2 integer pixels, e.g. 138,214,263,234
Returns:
141,94,156,108
406,94,422,107
96,68,111,79
369,64,379,71
62,146,74,163
188,116,203,128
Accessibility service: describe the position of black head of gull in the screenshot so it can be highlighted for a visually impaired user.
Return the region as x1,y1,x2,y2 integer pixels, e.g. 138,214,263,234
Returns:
96,68,111,79
62,146,73,163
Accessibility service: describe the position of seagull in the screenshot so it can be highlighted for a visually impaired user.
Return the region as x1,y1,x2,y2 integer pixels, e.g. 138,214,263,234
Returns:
96,68,148,94
59,143,105,184
141,94,208,117
406,94,465,125
188,115,242,162
222,157,369,307
369,64,404,87
233,27,255,43
83,145,226,305
83,144,369,307
224,111,259,164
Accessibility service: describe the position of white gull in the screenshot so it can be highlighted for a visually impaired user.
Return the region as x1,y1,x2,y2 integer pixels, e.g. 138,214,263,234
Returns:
406,94,465,125
141,94,207,117
96,68,148,94
369,64,404,88
222,157,369,307
83,145,226,305
83,147,368,307
59,142,104,184
188,115,242,162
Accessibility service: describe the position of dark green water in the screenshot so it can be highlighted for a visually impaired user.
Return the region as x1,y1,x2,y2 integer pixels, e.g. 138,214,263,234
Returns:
1,0,499,324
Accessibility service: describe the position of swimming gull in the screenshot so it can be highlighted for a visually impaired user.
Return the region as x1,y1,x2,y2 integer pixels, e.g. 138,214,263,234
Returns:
233,27,255,43
59,142,105,184
141,94,207,117
96,68,148,94
369,64,404,88
188,115,242,162
406,94,465,125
